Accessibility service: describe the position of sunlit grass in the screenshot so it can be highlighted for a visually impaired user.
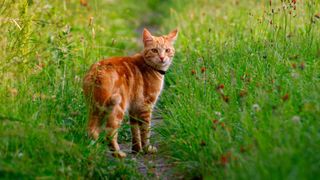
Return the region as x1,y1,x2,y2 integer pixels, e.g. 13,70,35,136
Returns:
0,0,152,178
157,0,320,179
1,0,320,179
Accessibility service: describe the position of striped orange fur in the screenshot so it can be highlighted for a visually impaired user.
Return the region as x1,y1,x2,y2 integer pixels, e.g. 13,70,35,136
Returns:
83,28,178,158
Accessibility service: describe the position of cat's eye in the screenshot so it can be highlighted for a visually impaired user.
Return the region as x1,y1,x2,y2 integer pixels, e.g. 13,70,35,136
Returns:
151,48,158,53
165,48,171,53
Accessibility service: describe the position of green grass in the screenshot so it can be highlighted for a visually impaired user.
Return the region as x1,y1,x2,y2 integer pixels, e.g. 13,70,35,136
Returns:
0,0,156,178
1,0,320,179
156,0,320,179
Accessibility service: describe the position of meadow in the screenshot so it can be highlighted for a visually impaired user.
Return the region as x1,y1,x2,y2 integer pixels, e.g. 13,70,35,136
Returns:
1,0,320,179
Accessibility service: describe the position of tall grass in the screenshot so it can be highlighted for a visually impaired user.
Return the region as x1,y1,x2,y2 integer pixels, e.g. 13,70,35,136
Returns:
0,0,156,178
157,0,320,179
1,0,320,179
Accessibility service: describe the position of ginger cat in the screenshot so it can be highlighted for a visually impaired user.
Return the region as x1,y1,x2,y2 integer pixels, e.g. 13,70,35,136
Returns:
83,28,178,158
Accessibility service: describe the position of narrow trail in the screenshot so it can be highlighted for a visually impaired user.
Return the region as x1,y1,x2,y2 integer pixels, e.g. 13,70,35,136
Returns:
118,5,175,178
119,112,172,179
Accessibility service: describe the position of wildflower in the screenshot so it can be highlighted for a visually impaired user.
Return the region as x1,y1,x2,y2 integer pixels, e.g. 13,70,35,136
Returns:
222,95,229,103
291,63,297,69
220,155,228,166
270,79,275,84
291,72,299,79
239,90,248,97
212,119,219,130
201,67,206,73
191,70,196,75
220,122,225,128
216,84,225,90
299,62,305,70
252,103,261,112
80,0,88,6
282,93,289,101
214,111,222,117
220,152,232,166
212,119,219,124
216,84,225,94
292,115,301,123
292,0,296,4
200,140,207,147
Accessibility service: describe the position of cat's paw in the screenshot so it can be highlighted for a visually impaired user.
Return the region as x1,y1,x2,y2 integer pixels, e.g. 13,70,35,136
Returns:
112,150,127,158
143,145,157,154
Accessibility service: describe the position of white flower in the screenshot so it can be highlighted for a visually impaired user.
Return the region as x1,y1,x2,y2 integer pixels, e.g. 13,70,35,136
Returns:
215,111,222,117
292,116,301,123
252,104,261,112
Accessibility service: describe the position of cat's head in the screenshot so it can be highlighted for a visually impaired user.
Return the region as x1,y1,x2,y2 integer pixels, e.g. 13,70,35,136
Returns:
142,28,178,72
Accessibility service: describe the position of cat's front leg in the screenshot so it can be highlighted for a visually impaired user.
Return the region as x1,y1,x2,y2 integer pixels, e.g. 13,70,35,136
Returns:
130,118,142,153
138,109,157,154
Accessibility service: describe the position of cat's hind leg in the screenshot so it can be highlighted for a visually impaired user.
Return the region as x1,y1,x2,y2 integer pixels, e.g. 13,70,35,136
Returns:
106,103,126,158
87,109,104,140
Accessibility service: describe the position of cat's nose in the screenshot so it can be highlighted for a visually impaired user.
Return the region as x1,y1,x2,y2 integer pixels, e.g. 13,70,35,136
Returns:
159,56,165,62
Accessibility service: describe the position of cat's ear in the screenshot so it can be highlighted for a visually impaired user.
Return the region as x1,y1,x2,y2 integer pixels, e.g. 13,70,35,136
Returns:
167,29,178,43
143,28,153,46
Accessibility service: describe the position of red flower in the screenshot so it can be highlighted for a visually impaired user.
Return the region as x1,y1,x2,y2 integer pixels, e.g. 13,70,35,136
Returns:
191,70,196,75
292,0,297,4
80,0,88,6
222,95,229,103
220,155,228,166
201,67,206,73
220,152,232,166
217,84,225,90
282,93,289,101
212,119,219,124
239,90,248,97
299,62,305,70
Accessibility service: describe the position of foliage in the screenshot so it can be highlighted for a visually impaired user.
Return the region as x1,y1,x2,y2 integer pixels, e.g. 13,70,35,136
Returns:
157,0,320,179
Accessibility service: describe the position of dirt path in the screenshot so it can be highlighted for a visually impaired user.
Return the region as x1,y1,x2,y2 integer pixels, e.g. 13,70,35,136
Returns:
119,111,173,179
118,3,175,178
